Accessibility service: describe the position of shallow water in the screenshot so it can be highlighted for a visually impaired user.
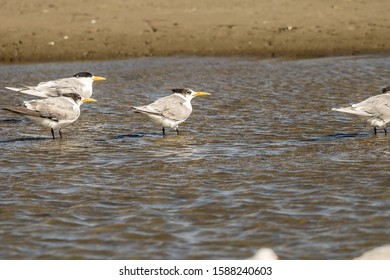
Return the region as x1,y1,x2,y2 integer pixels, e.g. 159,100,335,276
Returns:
0,56,389,259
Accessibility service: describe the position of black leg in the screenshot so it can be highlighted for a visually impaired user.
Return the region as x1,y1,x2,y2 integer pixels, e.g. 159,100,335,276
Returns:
51,128,55,139
176,127,180,135
374,127,377,135
162,127,166,136
384,128,387,135
59,129,63,139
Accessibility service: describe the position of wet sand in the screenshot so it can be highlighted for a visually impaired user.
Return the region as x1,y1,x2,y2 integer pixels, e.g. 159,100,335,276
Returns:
0,0,389,63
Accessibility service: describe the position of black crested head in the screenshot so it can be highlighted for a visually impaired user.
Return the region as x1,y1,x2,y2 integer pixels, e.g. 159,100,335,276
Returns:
382,86,390,93
62,92,82,101
171,88,192,95
73,72,93,78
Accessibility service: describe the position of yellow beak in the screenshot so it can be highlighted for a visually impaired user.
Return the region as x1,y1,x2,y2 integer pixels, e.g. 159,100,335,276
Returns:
193,92,211,97
82,98,97,103
92,76,106,81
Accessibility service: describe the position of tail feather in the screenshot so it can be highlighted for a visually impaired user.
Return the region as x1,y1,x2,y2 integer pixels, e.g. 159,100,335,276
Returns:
332,107,372,117
5,86,50,98
3,105,42,118
131,106,161,116
5,86,26,92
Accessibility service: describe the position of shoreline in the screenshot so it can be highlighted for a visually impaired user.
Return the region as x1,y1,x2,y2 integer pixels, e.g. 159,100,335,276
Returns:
1,52,389,67
1,0,389,64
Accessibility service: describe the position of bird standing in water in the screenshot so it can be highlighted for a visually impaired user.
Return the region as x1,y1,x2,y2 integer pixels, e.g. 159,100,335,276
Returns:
2,93,96,139
332,86,390,135
131,88,211,135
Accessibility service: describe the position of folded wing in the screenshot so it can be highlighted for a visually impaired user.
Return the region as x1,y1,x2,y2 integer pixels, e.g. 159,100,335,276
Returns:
4,97,80,121
5,77,86,98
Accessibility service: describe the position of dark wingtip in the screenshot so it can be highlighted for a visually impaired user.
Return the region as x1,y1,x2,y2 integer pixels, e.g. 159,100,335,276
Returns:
2,105,25,115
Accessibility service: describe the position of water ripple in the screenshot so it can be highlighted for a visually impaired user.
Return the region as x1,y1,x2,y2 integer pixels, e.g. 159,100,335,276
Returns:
0,56,389,259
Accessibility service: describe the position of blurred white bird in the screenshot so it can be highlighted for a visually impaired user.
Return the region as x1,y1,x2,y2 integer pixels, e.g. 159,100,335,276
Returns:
2,93,96,139
5,72,106,99
248,248,279,260
332,86,390,135
354,245,390,260
131,88,211,135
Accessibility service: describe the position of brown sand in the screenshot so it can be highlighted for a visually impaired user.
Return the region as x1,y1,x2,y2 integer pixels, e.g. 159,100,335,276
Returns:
0,0,389,63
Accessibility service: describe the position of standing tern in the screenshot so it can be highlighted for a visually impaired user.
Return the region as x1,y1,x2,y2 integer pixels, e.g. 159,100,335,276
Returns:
332,86,390,135
2,93,96,139
5,72,106,99
131,88,211,135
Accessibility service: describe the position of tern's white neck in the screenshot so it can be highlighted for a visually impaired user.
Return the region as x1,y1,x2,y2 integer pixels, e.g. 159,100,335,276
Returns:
78,77,93,92
173,93,195,102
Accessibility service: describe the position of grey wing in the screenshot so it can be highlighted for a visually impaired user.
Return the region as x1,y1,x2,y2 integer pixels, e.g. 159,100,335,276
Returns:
6,77,87,98
5,85,58,98
149,95,191,121
2,105,42,118
24,97,80,121
354,94,390,115
33,78,86,97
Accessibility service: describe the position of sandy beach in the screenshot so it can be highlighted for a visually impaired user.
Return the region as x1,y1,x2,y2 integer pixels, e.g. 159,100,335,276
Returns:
0,0,389,63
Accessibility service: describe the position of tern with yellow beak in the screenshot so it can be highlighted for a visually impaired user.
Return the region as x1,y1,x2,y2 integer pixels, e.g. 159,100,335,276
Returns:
131,88,211,135
5,72,106,99
2,93,96,139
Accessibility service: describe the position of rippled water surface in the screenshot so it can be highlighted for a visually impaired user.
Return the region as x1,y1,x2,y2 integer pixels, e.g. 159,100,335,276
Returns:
0,56,389,259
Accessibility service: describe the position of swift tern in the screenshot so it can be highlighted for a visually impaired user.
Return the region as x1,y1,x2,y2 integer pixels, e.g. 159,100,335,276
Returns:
5,72,106,99
332,86,390,135
131,88,211,135
2,93,96,139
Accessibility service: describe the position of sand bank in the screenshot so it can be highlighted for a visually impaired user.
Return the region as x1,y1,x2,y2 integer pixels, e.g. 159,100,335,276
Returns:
0,0,389,63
